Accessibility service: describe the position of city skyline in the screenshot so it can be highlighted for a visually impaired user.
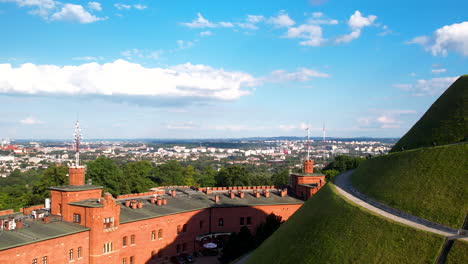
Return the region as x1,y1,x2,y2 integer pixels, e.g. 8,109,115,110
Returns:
0,0,467,139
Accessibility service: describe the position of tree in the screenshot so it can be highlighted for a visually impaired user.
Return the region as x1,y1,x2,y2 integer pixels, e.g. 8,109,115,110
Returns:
198,166,217,187
220,226,255,263
86,156,126,196
183,165,196,186
323,155,364,173
32,165,69,197
122,160,154,193
271,169,289,188
216,165,252,187
151,160,185,186
322,169,340,181
254,213,284,247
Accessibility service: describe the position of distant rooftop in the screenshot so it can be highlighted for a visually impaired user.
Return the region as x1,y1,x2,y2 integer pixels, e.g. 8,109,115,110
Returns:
0,216,89,251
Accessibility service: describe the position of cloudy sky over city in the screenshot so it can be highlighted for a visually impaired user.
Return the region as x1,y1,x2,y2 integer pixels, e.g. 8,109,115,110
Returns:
0,0,467,139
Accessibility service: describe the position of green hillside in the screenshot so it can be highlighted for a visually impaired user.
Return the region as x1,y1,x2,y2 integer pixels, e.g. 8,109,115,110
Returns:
247,184,443,264
391,75,468,152
446,240,468,263
351,143,468,228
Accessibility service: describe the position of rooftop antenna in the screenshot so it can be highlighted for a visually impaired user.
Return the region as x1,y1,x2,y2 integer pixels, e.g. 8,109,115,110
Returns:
305,125,310,160
73,120,82,166
322,123,326,151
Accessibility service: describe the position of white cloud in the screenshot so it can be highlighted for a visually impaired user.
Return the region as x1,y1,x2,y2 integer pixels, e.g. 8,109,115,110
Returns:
358,110,417,129
246,15,265,23
165,122,198,130
394,76,458,96
133,4,146,10
335,10,377,44
0,60,257,103
218,21,234,28
405,36,430,45
267,10,295,28
51,3,105,23
200,31,213,37
307,12,338,25
121,49,163,60
406,22,468,56
335,30,361,44
265,68,329,83
431,68,447,74
181,13,217,28
20,116,44,125
1,0,56,18
114,3,131,10
348,10,377,30
410,72,417,76
176,40,195,50
87,2,101,11
72,56,104,61
285,24,324,46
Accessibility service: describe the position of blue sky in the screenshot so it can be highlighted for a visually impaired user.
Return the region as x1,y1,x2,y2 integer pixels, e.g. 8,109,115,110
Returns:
0,0,467,139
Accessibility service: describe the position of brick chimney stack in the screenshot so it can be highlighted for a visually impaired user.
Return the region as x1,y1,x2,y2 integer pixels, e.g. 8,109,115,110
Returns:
303,160,314,174
69,166,86,186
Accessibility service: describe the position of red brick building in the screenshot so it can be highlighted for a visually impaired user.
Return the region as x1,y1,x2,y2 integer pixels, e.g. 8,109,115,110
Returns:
0,160,324,264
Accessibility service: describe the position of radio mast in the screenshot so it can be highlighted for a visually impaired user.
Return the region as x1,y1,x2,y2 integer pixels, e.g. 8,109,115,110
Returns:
73,120,82,166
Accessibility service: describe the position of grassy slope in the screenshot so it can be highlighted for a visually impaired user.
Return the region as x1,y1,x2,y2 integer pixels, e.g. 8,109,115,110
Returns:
247,184,443,264
391,75,468,152
446,240,468,263
351,144,468,228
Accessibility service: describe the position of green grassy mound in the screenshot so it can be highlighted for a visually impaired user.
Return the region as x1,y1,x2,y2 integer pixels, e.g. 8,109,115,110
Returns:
247,184,443,264
391,75,468,152
351,144,468,228
446,240,468,263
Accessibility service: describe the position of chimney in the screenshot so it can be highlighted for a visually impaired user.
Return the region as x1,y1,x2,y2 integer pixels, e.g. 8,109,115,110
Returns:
214,195,220,203
303,160,314,174
263,190,270,198
150,197,156,204
124,200,131,207
43,215,50,224
69,166,86,186
229,191,235,199
170,190,176,197
15,219,23,229
280,189,287,197
238,191,245,199
131,200,138,209
137,202,143,209
156,198,162,206
254,191,260,198
162,198,167,205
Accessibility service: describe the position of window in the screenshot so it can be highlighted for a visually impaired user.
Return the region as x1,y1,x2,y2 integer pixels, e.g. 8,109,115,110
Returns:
182,224,187,233
69,249,73,260
158,229,163,239
129,256,134,264
77,247,82,258
103,242,113,253
73,213,81,223
199,220,204,229
177,225,181,234
104,217,114,228
240,217,245,225
182,243,187,251
42,256,48,264
32,259,37,264
122,258,127,264
218,218,224,227
130,235,135,245
122,236,127,246
247,217,251,225
151,230,156,241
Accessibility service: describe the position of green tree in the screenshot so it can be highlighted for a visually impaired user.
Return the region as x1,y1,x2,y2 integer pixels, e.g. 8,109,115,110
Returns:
32,165,69,197
323,155,364,173
151,160,185,186
198,166,217,187
323,169,340,181
122,160,154,193
183,165,196,186
216,165,252,187
271,169,289,188
255,213,284,247
86,156,126,196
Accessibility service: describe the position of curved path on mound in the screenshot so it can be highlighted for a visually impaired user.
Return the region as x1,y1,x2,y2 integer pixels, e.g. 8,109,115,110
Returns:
334,171,468,241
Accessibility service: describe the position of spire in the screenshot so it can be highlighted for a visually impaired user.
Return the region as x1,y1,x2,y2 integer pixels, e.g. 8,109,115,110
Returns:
73,120,82,166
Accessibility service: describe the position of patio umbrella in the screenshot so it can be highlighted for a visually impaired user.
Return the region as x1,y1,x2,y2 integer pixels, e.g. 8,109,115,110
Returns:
203,242,217,249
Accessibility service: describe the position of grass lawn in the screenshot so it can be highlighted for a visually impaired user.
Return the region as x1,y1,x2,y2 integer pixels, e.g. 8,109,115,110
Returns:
247,184,443,264
351,144,468,228
446,240,468,263
391,75,468,152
